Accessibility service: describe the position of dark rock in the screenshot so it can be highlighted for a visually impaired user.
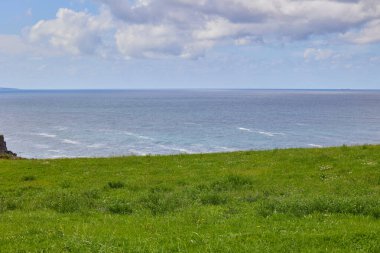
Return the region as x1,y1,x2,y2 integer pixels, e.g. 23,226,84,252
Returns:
0,135,17,157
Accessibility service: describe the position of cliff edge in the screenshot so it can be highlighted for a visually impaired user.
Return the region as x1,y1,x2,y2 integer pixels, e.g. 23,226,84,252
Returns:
0,135,17,157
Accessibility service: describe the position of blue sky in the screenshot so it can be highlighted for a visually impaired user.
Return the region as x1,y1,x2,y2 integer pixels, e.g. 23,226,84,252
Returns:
0,0,379,89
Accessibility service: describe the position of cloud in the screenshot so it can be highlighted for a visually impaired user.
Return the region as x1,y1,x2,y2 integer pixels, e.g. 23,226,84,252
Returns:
304,48,334,61
115,24,214,59
28,8,113,56
343,19,380,44
23,0,380,59
0,35,31,55
0,34,58,56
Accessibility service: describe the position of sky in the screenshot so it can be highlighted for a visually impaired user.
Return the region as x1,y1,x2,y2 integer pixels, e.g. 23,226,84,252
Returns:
0,0,379,89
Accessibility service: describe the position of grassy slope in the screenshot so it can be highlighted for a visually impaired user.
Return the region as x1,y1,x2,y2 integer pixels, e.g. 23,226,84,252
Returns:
0,145,379,252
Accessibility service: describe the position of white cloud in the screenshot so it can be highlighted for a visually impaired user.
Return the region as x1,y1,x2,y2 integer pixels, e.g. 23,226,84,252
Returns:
116,24,187,58
28,8,113,56
0,35,31,55
23,0,380,59
304,48,334,61
0,34,58,56
115,24,214,59
343,19,380,44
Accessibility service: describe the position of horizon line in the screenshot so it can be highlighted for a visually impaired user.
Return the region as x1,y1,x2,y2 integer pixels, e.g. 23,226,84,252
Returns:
2,87,380,91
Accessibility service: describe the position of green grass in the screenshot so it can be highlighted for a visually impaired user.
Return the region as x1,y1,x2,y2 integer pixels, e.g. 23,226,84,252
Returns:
0,145,379,252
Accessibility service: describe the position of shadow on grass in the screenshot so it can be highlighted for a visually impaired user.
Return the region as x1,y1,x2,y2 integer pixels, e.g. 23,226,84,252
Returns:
257,196,380,218
108,200,133,215
107,181,125,189
21,175,36,182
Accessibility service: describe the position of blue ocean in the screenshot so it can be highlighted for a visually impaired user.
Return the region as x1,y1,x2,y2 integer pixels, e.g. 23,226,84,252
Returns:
1,89,380,158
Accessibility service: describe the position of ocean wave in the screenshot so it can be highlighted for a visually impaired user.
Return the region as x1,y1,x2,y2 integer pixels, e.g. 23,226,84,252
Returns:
157,144,193,153
176,148,193,153
215,146,236,152
257,131,275,137
34,133,57,138
47,149,62,153
62,139,80,145
238,127,252,132
258,130,286,137
238,127,285,137
87,143,106,149
308,144,323,148
123,131,154,140
50,155,68,158
97,128,154,141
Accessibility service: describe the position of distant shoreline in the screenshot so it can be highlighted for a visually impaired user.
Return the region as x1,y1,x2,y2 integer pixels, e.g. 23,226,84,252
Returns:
0,87,19,92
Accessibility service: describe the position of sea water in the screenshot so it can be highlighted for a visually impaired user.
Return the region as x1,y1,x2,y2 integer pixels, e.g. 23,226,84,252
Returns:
0,89,379,158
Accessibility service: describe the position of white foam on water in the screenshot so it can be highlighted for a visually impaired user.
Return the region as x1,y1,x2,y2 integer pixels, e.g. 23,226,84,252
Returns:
238,127,252,132
157,144,193,153
34,133,57,138
176,148,192,153
138,135,154,140
47,149,62,153
123,131,154,140
257,131,275,137
97,129,154,141
157,144,171,150
256,130,286,137
62,139,80,145
308,144,323,148
87,143,106,149
215,146,236,151
50,154,69,158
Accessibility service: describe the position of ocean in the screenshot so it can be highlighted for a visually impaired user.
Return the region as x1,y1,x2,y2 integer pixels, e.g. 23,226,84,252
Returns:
0,89,379,158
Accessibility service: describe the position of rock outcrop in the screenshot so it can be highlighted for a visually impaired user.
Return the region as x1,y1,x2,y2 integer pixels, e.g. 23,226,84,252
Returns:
0,135,17,157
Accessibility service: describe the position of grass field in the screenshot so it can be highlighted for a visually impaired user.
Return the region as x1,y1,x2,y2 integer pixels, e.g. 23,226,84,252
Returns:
0,145,379,252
